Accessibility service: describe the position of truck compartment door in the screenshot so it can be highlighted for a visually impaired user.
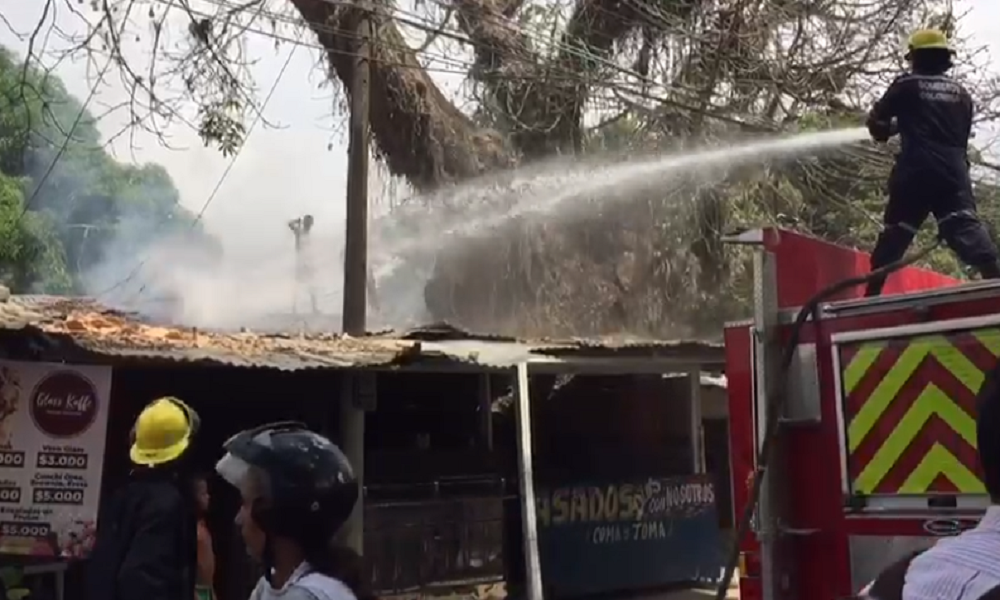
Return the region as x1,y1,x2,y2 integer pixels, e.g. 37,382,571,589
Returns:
831,318,1000,511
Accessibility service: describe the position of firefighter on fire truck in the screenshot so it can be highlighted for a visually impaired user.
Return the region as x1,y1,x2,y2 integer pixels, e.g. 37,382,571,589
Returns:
864,28,1000,297
860,357,1000,599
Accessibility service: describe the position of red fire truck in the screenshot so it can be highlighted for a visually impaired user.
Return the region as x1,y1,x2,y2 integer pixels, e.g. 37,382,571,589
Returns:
721,227,1000,600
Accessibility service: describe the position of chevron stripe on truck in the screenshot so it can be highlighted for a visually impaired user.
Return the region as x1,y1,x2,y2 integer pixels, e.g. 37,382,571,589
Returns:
838,327,1000,495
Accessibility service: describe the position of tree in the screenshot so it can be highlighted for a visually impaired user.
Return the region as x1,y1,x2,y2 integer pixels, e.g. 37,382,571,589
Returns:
0,45,211,295
30,0,1000,335
0,172,71,292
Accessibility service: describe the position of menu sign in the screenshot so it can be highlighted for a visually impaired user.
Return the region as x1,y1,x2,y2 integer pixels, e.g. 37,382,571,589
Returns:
0,361,111,558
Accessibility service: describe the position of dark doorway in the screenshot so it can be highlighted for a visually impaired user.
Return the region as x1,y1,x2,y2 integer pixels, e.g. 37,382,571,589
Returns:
703,418,733,530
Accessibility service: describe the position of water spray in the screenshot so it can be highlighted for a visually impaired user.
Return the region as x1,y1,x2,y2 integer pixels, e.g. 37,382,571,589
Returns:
94,127,871,330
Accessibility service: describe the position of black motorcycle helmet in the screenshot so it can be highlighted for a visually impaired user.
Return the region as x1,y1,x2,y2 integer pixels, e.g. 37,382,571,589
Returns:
215,422,358,548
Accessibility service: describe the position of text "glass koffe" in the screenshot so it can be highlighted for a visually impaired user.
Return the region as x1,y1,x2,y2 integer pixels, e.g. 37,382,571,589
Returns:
29,372,100,439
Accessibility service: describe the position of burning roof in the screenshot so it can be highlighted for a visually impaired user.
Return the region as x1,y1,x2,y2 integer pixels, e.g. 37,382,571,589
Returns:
0,291,724,372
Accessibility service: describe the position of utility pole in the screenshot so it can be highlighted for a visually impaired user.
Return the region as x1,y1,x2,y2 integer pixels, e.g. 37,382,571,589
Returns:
289,215,317,315
338,0,372,556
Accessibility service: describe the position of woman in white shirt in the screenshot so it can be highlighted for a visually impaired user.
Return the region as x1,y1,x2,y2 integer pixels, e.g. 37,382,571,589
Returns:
215,422,373,600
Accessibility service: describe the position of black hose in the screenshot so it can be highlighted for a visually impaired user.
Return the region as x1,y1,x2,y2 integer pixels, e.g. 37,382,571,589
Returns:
712,239,942,600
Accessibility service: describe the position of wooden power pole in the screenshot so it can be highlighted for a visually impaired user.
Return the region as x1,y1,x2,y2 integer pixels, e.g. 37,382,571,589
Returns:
339,0,372,556
289,215,316,315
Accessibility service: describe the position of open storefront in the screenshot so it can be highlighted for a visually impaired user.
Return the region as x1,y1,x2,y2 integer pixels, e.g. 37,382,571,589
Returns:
0,296,726,600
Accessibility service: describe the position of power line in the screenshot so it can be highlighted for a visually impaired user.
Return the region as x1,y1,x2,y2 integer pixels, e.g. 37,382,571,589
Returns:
97,45,298,300
200,0,704,103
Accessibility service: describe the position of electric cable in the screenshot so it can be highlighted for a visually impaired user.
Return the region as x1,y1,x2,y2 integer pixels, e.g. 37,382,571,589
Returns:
712,237,944,600
171,0,917,179
95,45,297,300
151,0,921,188
170,0,905,184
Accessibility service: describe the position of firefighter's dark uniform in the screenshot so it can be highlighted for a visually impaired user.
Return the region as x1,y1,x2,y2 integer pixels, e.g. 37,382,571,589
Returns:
86,470,198,600
85,397,201,600
865,30,1000,296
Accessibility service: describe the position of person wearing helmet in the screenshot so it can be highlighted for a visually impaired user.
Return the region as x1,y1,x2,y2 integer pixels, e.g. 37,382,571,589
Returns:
858,357,1000,599
86,397,202,600
864,28,1000,297
215,422,373,600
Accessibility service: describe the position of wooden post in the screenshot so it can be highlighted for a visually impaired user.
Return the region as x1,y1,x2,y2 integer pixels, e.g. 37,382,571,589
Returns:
513,363,543,600
289,215,316,315
339,0,372,556
342,0,371,329
337,374,367,553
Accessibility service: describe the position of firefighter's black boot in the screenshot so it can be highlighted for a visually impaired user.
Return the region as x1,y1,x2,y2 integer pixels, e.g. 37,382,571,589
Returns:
978,261,1000,280
865,275,887,297
867,224,915,297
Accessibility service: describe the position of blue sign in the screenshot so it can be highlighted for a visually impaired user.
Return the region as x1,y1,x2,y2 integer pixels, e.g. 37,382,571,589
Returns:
536,474,722,596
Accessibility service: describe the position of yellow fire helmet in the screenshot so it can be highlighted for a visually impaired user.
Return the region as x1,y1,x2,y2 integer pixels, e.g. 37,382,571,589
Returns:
129,396,201,467
906,28,953,58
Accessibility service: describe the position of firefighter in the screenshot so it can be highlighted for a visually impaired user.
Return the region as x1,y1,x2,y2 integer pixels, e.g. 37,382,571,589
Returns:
86,397,201,600
214,422,374,600
864,28,1000,297
859,358,1000,599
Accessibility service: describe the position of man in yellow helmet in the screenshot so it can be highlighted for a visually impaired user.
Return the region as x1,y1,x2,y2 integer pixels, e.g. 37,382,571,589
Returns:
86,397,202,600
864,28,1000,296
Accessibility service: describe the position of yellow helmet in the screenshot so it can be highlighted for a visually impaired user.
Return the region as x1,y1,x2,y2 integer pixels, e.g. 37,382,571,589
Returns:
906,29,952,58
129,397,200,467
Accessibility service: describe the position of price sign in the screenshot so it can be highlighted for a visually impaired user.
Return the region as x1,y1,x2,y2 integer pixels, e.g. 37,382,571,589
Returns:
0,360,113,558
0,521,51,538
36,451,88,470
32,487,84,506
0,450,25,468
0,487,22,504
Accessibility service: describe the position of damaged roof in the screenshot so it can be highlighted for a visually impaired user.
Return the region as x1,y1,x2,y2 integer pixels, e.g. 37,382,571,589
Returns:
0,293,724,372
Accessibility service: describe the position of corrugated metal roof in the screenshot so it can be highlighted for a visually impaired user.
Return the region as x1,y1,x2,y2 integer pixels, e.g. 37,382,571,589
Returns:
0,293,724,371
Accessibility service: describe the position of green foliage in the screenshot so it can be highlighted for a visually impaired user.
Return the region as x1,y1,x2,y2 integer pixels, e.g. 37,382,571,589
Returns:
197,100,246,157
0,46,206,294
0,172,71,292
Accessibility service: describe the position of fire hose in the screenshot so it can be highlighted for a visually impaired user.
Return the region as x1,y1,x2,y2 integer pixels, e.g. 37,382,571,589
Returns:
712,238,943,600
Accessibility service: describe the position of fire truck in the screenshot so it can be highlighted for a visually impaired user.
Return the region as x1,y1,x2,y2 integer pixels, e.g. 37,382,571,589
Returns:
721,227,1000,600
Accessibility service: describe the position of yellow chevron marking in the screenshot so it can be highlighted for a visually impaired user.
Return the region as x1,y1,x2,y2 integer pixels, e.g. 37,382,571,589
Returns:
843,327,1000,395
899,443,985,494
843,343,884,394
852,384,976,493
974,328,1000,357
847,336,987,449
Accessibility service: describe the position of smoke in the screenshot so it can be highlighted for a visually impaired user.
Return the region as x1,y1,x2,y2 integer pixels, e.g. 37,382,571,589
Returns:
84,217,335,331
70,128,860,335
78,163,418,333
